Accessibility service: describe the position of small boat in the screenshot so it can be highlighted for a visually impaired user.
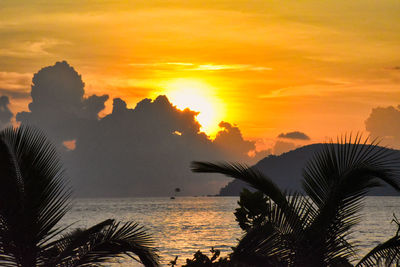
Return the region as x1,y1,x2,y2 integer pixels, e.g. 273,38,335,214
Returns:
170,196,175,199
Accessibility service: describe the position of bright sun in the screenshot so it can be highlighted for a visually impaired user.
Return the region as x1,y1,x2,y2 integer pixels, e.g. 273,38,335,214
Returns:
161,78,225,137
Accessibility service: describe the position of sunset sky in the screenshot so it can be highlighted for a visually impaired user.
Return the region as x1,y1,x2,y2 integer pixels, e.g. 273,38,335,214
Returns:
1,0,400,151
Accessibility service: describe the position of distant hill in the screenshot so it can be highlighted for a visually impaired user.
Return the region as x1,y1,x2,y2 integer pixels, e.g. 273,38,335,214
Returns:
219,144,400,196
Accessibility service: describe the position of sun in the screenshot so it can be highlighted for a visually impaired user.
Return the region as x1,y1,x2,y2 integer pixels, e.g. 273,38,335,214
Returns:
160,78,225,137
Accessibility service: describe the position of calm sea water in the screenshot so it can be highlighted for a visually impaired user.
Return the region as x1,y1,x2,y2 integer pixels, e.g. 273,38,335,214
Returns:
62,196,400,266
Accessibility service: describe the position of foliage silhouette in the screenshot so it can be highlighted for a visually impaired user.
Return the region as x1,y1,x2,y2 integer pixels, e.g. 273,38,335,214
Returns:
234,189,271,232
356,214,400,266
182,248,232,267
192,135,400,266
0,125,159,267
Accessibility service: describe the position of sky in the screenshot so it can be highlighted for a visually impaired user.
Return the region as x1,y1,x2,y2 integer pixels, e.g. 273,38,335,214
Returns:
1,0,400,151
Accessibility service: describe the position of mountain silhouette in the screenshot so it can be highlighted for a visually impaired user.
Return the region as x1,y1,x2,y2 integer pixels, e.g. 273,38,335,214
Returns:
219,143,400,196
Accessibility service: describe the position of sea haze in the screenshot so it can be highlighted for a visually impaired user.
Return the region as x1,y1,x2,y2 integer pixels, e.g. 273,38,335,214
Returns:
62,196,400,266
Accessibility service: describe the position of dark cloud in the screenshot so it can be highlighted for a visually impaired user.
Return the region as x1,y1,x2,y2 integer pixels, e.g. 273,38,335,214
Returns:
0,96,13,129
17,61,108,144
15,61,259,197
82,94,109,120
365,105,400,147
278,131,310,140
213,121,255,158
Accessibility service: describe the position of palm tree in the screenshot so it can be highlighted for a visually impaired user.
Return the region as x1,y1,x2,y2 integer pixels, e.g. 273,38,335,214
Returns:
191,135,400,266
356,214,400,266
0,125,159,267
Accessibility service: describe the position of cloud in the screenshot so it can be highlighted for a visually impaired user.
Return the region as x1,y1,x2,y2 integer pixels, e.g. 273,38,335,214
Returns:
0,88,29,99
0,72,31,96
213,121,255,159
0,72,31,102
0,96,13,129
0,39,67,58
17,61,108,144
278,131,310,140
128,62,272,72
15,61,259,197
365,105,400,148
192,64,272,72
82,94,109,120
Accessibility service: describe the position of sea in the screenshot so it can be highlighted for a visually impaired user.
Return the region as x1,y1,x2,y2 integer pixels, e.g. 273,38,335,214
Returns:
62,196,400,266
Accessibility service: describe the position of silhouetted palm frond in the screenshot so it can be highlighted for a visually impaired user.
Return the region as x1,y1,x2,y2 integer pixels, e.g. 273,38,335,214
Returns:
47,220,159,267
0,125,159,267
233,192,314,266
191,162,287,207
302,135,400,265
356,214,400,267
356,235,400,267
0,125,71,267
192,135,400,266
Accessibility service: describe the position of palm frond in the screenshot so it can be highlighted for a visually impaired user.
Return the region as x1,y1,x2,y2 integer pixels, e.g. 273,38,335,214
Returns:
193,136,400,266
0,125,72,266
191,162,288,210
0,125,159,267
40,219,115,265
302,135,400,264
232,222,288,266
233,193,314,266
357,214,400,267
191,162,311,235
303,135,400,209
356,235,400,266
54,220,159,267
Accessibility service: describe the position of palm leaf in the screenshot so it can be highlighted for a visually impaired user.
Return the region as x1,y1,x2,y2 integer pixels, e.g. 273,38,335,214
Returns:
191,162,290,213
0,125,72,266
40,219,115,265
356,235,400,266
192,136,400,266
302,135,400,264
53,220,159,267
233,193,314,266
0,125,160,267
232,222,288,266
191,162,320,265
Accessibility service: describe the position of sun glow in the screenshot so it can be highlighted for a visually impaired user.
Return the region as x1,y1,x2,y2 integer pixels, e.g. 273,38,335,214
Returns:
161,78,225,137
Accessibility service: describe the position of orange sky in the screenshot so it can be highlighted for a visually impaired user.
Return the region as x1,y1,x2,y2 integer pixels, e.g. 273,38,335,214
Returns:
1,0,400,150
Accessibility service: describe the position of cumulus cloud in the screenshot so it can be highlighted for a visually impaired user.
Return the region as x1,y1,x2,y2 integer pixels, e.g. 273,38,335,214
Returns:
278,131,310,140
213,121,255,159
17,61,108,144
15,61,260,197
0,96,13,129
365,105,400,147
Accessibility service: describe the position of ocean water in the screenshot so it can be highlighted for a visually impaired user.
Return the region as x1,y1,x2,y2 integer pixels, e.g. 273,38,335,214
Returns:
62,196,400,266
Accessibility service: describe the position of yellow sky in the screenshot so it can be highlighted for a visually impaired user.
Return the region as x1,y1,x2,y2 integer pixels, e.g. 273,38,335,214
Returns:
1,0,400,149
